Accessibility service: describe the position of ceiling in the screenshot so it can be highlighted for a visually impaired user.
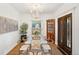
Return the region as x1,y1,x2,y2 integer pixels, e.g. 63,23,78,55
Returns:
10,3,63,14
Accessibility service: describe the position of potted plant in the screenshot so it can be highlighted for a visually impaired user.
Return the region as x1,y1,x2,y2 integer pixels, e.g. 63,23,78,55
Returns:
34,30,40,35
20,23,28,42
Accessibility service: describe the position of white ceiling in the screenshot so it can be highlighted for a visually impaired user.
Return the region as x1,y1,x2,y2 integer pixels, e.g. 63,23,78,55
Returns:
10,3,63,14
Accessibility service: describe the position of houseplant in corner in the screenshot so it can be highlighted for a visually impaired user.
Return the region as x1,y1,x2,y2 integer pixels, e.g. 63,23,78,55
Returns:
20,23,28,42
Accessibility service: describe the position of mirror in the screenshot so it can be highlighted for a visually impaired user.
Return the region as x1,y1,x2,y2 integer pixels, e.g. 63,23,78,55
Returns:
67,16,72,48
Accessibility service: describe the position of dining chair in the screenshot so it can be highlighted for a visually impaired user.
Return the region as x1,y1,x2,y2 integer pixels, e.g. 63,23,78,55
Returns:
41,44,52,55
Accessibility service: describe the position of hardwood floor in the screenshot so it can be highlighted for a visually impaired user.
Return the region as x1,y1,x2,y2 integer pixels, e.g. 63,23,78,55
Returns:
7,43,22,55
7,42,63,55
48,42,63,55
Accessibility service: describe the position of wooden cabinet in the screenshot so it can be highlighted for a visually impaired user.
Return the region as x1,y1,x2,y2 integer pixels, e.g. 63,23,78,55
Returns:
47,19,55,43
58,13,72,55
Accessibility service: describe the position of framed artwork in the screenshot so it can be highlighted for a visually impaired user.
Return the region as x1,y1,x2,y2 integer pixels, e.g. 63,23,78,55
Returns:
0,16,18,34
32,20,41,35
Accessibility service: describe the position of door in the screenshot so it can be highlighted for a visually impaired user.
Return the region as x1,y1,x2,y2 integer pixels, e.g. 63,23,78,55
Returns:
47,19,55,44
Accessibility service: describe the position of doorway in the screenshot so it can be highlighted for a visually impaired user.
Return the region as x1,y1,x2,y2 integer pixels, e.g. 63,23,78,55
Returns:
46,19,55,44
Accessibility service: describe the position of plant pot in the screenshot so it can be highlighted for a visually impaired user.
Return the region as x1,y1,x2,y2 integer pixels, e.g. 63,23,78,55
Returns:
21,35,27,42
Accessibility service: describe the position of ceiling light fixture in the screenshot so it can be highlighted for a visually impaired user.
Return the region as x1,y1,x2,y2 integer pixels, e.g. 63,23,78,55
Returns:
29,4,41,19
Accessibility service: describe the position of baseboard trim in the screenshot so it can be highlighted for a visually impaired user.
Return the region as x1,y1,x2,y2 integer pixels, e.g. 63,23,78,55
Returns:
6,43,18,55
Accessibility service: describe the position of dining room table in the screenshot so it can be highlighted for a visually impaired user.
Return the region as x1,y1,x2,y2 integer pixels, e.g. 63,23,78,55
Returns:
31,40,41,55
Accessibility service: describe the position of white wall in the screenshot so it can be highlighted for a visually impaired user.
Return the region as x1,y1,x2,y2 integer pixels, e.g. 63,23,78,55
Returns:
0,4,20,55
72,5,79,55
54,3,79,54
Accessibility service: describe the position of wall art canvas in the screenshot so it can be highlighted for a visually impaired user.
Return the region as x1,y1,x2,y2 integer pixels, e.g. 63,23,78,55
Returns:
32,20,41,35
0,16,18,34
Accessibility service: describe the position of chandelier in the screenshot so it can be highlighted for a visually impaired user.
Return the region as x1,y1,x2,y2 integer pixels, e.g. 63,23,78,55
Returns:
30,4,41,19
